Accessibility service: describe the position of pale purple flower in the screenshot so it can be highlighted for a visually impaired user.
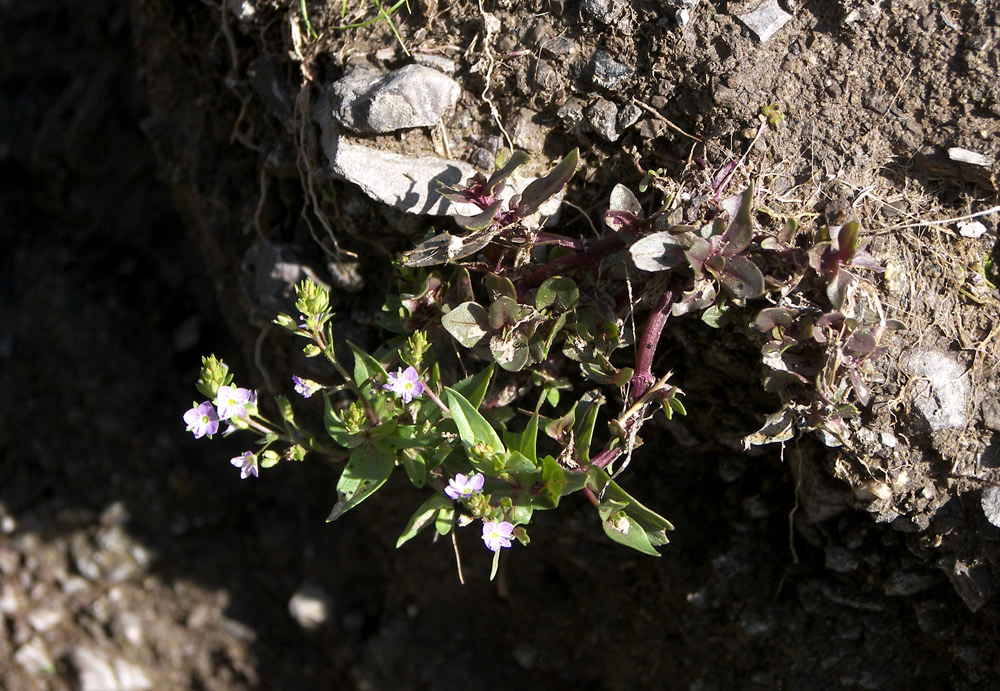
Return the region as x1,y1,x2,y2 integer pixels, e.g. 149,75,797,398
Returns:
482,520,515,552
292,375,322,398
215,385,255,420
445,473,485,500
382,366,424,404
230,451,258,479
184,401,219,439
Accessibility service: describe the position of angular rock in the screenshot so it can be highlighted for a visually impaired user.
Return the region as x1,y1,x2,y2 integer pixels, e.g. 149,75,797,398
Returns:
982,486,1000,528
581,0,626,24
735,0,793,43
905,350,970,432
586,98,621,142
317,99,566,223
331,63,460,134
590,50,634,90
71,647,153,691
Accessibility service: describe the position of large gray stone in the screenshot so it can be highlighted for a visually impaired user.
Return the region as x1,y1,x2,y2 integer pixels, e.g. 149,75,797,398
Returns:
330,63,460,133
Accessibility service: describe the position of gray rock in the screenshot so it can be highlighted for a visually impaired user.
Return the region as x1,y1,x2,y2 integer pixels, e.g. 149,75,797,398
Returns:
884,568,941,596
735,0,794,43
331,63,460,134
982,486,1000,527
581,0,626,24
412,53,457,74
906,350,969,431
586,98,621,141
590,50,634,90
227,0,256,22
824,545,859,572
617,103,642,131
937,557,993,612
557,97,587,130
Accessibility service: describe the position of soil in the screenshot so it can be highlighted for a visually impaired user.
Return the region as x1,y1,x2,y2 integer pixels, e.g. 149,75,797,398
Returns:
2,0,1000,689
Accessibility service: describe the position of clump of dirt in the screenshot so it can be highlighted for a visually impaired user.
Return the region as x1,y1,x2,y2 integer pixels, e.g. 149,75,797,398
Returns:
3,0,1000,688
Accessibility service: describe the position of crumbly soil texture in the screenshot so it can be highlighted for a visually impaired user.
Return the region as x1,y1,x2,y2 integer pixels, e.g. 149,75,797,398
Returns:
3,0,1000,689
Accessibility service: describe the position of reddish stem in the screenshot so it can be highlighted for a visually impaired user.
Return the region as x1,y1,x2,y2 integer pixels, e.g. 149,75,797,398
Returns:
628,284,678,402
520,233,626,291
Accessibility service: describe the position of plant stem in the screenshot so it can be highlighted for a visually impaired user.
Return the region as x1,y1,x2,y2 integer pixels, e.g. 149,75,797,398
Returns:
628,282,678,402
521,233,626,291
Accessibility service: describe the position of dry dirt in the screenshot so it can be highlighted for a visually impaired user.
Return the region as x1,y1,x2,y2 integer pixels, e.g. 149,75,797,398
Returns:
3,0,1000,689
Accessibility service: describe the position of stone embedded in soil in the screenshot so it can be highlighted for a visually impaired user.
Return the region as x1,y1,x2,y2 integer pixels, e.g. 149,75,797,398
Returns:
937,557,993,612
734,0,794,43
581,0,626,24
905,350,970,432
981,486,1000,528
71,647,152,691
589,50,634,90
330,63,460,134
586,98,621,142
288,582,333,631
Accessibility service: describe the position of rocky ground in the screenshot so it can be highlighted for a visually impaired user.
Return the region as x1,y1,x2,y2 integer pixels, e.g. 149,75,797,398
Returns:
2,0,1000,689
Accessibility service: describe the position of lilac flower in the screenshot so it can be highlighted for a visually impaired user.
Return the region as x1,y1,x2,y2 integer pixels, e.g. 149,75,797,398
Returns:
482,520,515,552
292,375,322,398
445,473,485,500
230,451,258,479
215,385,255,420
382,366,424,404
184,401,219,439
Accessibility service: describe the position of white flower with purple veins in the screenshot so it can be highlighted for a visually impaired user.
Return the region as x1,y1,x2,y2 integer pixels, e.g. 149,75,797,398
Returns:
230,451,258,479
445,472,485,500
482,520,515,552
292,375,322,398
382,366,424,404
215,385,256,420
184,401,219,439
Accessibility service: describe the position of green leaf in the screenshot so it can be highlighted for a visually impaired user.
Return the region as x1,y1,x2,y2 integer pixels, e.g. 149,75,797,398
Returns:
487,150,530,194
485,273,517,302
454,199,502,231
573,393,604,465
516,148,579,217
401,451,427,487
326,444,395,521
488,296,527,330
275,395,295,429
348,341,387,389
489,330,530,372
535,276,579,312
451,364,495,408
441,302,490,348
396,493,452,548
599,501,661,556
587,466,674,536
323,395,366,448
444,387,505,462
489,548,502,581
503,412,539,465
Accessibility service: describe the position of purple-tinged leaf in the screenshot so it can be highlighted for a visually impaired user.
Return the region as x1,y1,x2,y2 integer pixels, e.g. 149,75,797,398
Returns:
848,368,872,407
719,255,765,299
516,149,578,217
712,160,740,197
826,268,855,310
454,199,503,231
831,221,859,264
684,236,712,275
604,209,647,235
609,184,643,216
629,231,690,272
754,307,796,332
719,184,754,254
671,281,716,316
850,249,885,272
845,330,877,355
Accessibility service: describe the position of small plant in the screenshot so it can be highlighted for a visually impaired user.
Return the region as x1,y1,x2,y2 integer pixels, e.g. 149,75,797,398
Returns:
186,151,897,578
